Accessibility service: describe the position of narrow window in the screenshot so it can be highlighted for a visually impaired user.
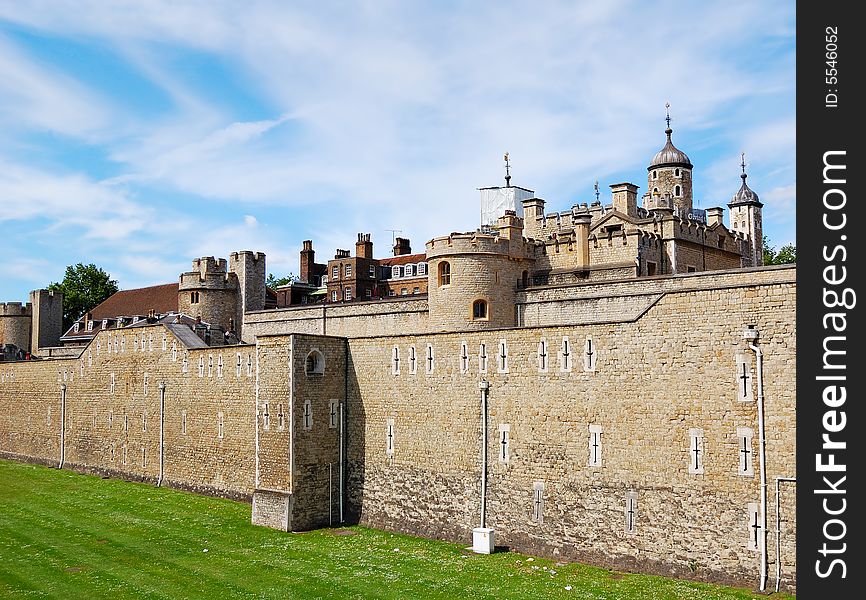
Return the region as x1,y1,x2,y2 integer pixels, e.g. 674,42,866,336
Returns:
122,445,127,465
143,373,149,395
236,353,242,377
588,424,602,467
625,491,638,534
460,341,469,374
425,344,434,374
537,339,548,372
217,355,223,378
479,343,488,373
142,447,147,468
386,418,395,456
365,289,372,298
737,427,754,476
96,340,101,355
687,265,697,273
218,412,224,439
198,357,204,377
108,411,113,428
208,355,213,377
391,346,400,375
689,428,705,474
332,266,339,280
498,424,510,464
303,399,313,430
162,333,167,351
409,346,417,375
369,264,376,276
391,265,400,278
121,335,125,352
438,261,451,286
331,290,339,302
747,502,760,551
583,337,597,372
182,410,187,435
675,185,681,197
247,355,253,377
652,170,658,180
559,336,572,372
87,320,94,332
142,410,147,432
88,350,93,367
472,299,488,320
497,339,508,373
102,319,108,329
110,372,116,395
735,354,754,402
532,482,544,523
345,264,352,277
344,287,352,301
675,168,681,177
329,400,339,429
133,335,139,352
263,403,270,430
413,287,419,294
148,333,153,352
73,322,80,333
171,341,177,362
182,354,189,374
124,413,128,432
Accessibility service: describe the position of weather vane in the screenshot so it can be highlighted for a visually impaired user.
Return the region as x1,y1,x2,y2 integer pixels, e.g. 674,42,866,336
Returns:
594,180,600,202
504,152,511,187
665,102,671,130
741,152,747,174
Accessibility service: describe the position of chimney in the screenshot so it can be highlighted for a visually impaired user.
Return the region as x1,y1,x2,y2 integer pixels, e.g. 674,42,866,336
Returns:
573,212,592,269
335,249,350,259
610,183,639,217
355,233,373,259
393,237,411,256
496,210,524,245
521,197,546,239
706,207,724,227
300,240,315,283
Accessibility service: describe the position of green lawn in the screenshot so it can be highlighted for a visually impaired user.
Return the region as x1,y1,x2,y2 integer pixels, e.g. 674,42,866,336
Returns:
0,459,793,599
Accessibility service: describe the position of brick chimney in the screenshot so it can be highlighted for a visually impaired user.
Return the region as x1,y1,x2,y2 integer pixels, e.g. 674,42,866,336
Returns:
355,233,373,259
610,183,639,217
393,237,411,256
299,240,315,284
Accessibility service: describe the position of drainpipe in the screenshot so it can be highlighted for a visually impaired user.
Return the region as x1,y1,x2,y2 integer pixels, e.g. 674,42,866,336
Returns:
59,383,66,469
774,477,796,592
157,382,166,487
744,326,767,591
340,341,347,523
479,379,489,528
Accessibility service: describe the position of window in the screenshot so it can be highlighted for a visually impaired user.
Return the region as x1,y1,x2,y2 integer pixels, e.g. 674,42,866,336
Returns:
345,264,352,277
391,346,400,375
647,261,657,276
110,373,116,394
559,336,572,372
675,185,681,197
472,299,488,320
365,289,372,298
198,356,204,377
479,343,488,373
101,319,108,329
321,276,328,285
588,424,602,467
405,264,415,277
344,287,352,300
388,289,396,297
408,346,417,375
532,482,544,523
162,334,167,351
583,337,597,372
208,355,213,377
425,344,434,374
87,321,94,332
247,355,253,377
332,266,339,280
689,428,705,474
737,427,755,476
329,400,339,429
302,399,312,430
735,354,754,402
369,265,376,277
191,291,199,304
652,187,659,194
687,265,697,273
537,339,548,372
218,412,224,439
262,403,270,430
675,168,681,177
498,424,510,464
305,350,325,375
418,262,427,275
73,322,80,333
332,290,339,302
413,287,420,295
747,503,760,551
172,342,177,362
386,418,395,456
652,170,658,180
182,354,188,373
460,341,469,374
143,373,149,395
217,355,223,378
278,404,285,430
625,491,638,534
182,410,187,435
400,288,407,296
497,339,508,373
438,262,451,286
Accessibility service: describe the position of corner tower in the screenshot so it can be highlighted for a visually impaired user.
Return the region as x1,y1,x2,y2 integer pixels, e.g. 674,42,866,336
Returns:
229,250,266,341
178,257,239,338
647,103,693,216
727,154,764,267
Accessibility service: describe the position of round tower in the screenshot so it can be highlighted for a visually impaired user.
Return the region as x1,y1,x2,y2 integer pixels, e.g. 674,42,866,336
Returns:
727,154,764,267
647,103,693,216
177,257,239,334
0,301,32,353
426,212,533,332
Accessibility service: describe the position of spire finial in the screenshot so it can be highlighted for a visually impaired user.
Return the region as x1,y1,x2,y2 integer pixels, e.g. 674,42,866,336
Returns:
740,152,747,181
665,101,672,130
594,180,600,202
504,152,511,187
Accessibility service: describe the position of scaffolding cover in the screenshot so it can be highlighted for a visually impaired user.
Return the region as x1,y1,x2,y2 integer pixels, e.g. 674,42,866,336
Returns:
479,186,534,226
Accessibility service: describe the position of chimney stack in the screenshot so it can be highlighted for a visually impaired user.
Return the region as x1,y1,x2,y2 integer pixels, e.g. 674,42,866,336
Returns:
393,237,411,256
355,233,373,259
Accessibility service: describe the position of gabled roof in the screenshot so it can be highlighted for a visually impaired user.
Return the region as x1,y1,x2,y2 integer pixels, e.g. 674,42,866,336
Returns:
378,253,427,266
89,283,179,320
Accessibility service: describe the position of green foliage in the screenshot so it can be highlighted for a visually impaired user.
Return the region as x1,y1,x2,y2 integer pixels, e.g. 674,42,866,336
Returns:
0,459,794,599
47,263,119,331
266,272,297,288
762,236,796,265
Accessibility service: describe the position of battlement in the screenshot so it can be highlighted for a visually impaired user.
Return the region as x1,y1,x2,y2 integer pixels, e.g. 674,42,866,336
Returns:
0,302,32,316
426,231,515,258
229,250,265,265
178,270,238,291
191,257,228,276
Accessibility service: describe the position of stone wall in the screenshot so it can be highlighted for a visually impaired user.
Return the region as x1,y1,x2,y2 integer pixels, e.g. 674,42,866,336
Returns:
344,269,796,589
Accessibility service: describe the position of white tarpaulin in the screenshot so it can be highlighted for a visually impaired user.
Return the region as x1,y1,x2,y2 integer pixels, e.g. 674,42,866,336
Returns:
479,186,534,226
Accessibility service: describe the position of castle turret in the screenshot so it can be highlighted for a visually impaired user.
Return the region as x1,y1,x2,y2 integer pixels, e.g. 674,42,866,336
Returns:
647,104,693,216
29,289,62,355
0,301,32,355
229,251,266,341
178,256,238,341
727,154,764,267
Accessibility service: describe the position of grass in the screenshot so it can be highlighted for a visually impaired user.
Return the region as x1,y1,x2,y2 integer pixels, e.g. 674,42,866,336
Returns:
0,459,794,599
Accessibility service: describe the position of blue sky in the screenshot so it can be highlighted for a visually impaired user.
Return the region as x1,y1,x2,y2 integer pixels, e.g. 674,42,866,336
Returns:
0,1,795,301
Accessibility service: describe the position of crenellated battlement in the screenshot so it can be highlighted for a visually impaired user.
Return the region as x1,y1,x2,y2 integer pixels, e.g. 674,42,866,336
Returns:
0,302,32,317
190,257,227,277
178,270,238,291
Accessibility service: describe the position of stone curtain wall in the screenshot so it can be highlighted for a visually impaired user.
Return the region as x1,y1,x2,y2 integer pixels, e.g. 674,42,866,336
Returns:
345,274,796,588
0,326,257,499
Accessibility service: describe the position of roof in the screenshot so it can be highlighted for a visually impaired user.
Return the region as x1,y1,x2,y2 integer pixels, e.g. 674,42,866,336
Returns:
378,253,427,266
649,128,692,169
166,323,209,349
89,283,179,320
729,173,762,207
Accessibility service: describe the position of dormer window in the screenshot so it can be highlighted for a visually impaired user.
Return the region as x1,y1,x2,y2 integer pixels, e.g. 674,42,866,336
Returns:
101,319,108,330
73,322,80,333
132,316,140,324
418,262,427,275
392,265,400,278
86,320,94,332
406,264,415,277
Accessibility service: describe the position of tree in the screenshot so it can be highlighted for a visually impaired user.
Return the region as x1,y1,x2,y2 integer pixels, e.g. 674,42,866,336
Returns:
266,273,297,288
48,264,119,331
762,236,796,265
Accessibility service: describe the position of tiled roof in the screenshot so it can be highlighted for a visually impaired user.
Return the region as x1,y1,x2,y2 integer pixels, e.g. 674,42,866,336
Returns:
378,253,427,266
90,283,179,320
